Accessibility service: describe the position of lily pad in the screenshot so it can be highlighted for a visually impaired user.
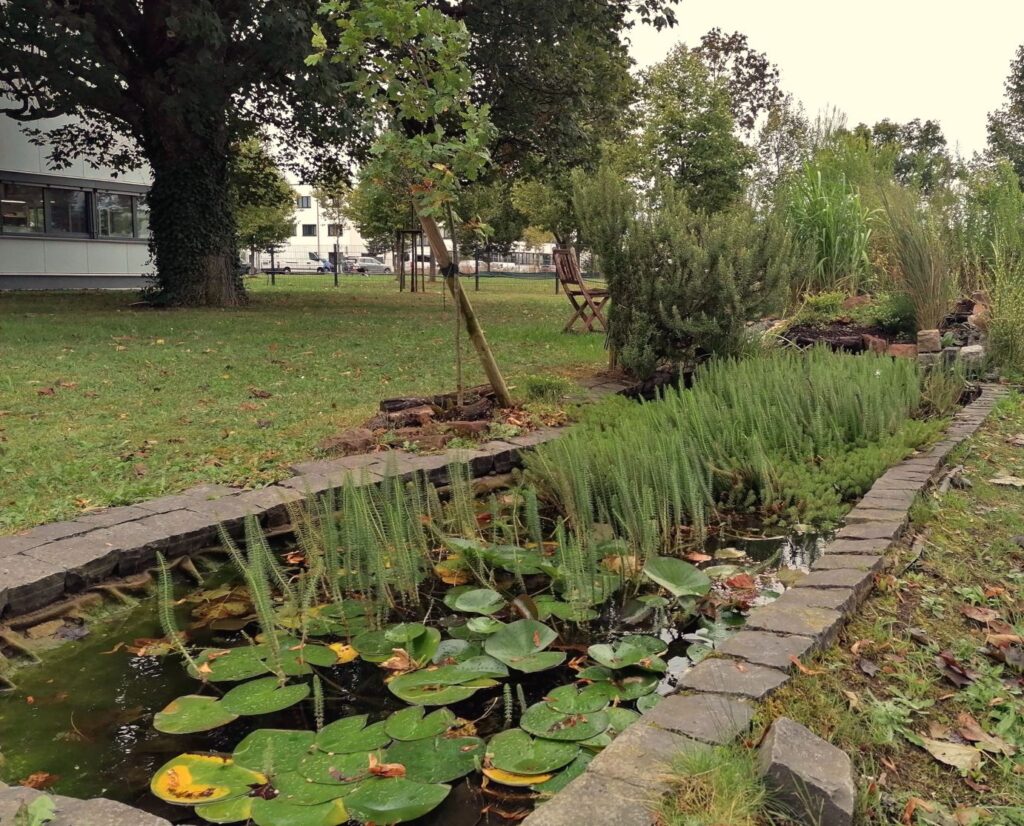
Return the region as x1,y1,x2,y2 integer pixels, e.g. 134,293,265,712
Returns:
250,797,348,826
486,729,579,774
481,545,546,575
345,778,451,824
533,596,599,622
154,695,239,734
298,750,380,785
385,736,485,784
587,642,662,671
385,623,428,645
466,617,505,635
431,639,482,664
398,626,442,666
384,707,456,741
444,588,506,615
519,703,610,742
605,707,640,735
636,693,662,713
233,729,316,772
195,795,254,823
643,556,712,598
619,635,668,656
388,666,500,706
278,643,340,674
273,771,360,805
221,678,310,716
317,717,391,754
188,647,270,682
543,683,613,714
352,629,398,663
151,753,265,805
531,752,592,796
484,619,566,673
579,667,659,700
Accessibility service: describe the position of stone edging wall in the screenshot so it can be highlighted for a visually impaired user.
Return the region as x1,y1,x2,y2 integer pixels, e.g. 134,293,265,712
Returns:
520,384,1009,826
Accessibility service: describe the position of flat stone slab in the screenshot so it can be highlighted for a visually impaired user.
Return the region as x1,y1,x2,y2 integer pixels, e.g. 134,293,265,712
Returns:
587,722,702,792
843,508,909,524
758,717,856,826
743,602,844,646
717,631,817,671
679,657,789,699
134,484,240,515
0,786,171,826
642,692,755,744
825,537,891,555
857,490,916,510
0,534,48,558
72,505,153,530
521,771,657,826
23,535,121,590
1,554,67,616
811,554,884,573
835,520,904,541
795,568,876,601
774,587,857,613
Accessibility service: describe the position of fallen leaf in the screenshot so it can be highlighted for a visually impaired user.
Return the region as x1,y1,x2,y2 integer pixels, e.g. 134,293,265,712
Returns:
328,643,359,664
917,735,982,772
927,721,951,740
20,772,58,789
960,605,999,624
858,658,880,677
990,475,1024,487
367,753,406,778
249,388,273,399
935,650,979,687
842,690,860,710
1006,433,1024,447
36,387,55,396
789,656,823,676
903,797,936,824
956,712,1016,756
725,573,756,590
983,585,1006,598
380,649,414,672
851,639,873,656
714,547,746,560
683,552,712,563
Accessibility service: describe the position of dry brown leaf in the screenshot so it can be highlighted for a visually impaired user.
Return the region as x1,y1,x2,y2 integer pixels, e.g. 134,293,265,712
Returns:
960,605,999,624
367,753,406,778
956,712,1016,756
902,797,935,824
20,772,59,789
990,474,1024,487
850,639,873,655
789,656,823,676
917,735,983,772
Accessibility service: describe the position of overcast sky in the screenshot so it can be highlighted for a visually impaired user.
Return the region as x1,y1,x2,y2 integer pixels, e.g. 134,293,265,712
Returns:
627,1,1023,157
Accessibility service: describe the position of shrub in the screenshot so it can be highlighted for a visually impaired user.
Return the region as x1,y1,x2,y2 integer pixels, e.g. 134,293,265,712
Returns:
986,238,1024,374
521,374,574,404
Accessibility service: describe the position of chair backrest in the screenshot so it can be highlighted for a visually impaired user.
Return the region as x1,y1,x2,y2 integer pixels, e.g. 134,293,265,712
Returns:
553,246,583,288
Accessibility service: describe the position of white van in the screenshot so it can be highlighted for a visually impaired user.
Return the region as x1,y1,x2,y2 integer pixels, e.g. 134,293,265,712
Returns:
263,251,334,273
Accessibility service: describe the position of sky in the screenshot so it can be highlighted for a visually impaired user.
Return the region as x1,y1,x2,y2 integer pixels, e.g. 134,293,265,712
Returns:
627,0,1024,157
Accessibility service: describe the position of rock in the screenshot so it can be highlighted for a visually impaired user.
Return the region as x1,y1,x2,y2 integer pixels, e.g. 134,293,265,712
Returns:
886,343,918,359
318,427,375,455
917,352,940,369
916,329,941,353
942,345,961,365
959,344,986,372
386,404,438,427
861,334,887,355
0,786,171,826
758,717,856,826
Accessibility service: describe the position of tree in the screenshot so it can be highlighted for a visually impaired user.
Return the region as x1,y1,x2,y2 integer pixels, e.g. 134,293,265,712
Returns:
696,28,782,134
753,94,812,203
312,174,351,247
635,45,754,213
0,1,365,307
988,44,1024,184
455,180,528,257
230,139,296,269
867,118,954,193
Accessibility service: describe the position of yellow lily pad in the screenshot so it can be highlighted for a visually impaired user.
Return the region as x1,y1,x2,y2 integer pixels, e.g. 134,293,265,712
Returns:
151,753,266,805
328,643,359,664
482,767,554,787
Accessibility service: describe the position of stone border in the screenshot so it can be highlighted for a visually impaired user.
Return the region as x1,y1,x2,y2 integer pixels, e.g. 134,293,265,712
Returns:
0,376,633,620
520,383,1009,826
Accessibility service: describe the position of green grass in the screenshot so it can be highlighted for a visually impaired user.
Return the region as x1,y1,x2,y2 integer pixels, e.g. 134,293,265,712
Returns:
0,275,605,533
757,393,1024,824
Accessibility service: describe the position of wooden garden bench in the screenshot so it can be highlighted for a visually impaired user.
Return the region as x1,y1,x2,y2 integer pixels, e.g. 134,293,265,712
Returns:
553,246,610,333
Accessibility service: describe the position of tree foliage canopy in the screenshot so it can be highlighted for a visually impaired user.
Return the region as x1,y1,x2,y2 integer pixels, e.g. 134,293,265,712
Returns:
230,139,297,260
988,44,1024,185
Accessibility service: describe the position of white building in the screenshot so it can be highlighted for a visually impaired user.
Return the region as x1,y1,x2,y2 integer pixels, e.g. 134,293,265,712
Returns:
0,106,152,289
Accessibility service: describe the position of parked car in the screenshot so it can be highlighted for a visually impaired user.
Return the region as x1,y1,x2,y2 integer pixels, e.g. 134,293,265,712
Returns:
262,251,334,273
349,256,392,274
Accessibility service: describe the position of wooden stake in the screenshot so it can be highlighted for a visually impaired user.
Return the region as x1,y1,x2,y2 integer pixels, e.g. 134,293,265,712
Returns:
418,213,514,408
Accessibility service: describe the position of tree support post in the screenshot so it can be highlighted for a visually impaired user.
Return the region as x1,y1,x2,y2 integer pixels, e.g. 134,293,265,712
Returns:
418,214,513,408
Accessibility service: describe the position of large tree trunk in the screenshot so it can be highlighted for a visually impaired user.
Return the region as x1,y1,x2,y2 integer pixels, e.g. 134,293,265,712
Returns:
145,126,244,307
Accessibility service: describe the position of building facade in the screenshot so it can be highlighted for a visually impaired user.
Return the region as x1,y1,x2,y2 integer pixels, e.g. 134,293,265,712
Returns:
0,107,152,289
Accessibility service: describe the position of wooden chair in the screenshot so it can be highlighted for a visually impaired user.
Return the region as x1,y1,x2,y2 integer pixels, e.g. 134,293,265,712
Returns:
553,246,610,333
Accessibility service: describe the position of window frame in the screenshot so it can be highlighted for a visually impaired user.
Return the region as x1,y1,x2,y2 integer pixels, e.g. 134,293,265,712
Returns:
301,223,317,237
43,186,92,237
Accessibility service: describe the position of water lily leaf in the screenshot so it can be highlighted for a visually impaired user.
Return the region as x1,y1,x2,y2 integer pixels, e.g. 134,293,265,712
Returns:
702,565,742,580
431,639,482,664
484,619,566,673
578,732,612,750
558,573,619,606
151,753,265,805
619,635,669,657
543,683,613,714
531,752,592,796
605,707,640,735
328,643,359,664
466,617,505,635
154,695,239,734
579,667,659,700
486,729,579,774
277,643,339,675
221,678,310,716
483,767,554,787
402,626,442,666
297,750,380,785
714,547,747,560
387,658,506,706
385,624,428,645
385,736,485,783
643,556,712,598
188,646,270,683
195,795,254,823
587,642,665,672
520,703,610,742
250,797,348,826
273,772,360,805
444,588,506,615
352,629,398,663
317,717,391,754
636,693,662,713
384,707,456,741
533,596,599,622
233,729,316,771
345,777,451,824
480,545,546,575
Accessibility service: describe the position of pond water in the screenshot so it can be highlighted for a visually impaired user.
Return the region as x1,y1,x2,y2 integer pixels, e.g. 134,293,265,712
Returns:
0,526,826,825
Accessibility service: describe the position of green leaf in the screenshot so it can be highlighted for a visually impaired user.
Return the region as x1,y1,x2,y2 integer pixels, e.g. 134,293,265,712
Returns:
297,749,380,785
384,736,484,783
484,619,566,673
531,752,592,796
533,596,599,622
233,729,316,771
188,646,270,682
221,678,310,716
273,772,359,805
466,617,504,635
154,695,239,734
431,639,482,664
642,556,712,598
605,707,640,735
384,707,456,741
352,629,397,663
543,683,613,714
385,623,428,645
587,642,666,673
196,796,254,824
444,587,506,615
519,703,610,742
345,778,451,824
316,716,391,754
486,729,579,774
250,797,348,826
151,753,263,804
636,693,662,713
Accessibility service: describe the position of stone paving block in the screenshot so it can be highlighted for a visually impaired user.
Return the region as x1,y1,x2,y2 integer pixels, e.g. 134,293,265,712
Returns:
88,519,174,574
233,486,305,528
275,474,339,496
135,484,240,515
842,507,908,525
20,520,90,544
291,453,386,476
758,717,856,826
507,427,562,448
1,554,67,616
858,490,916,510
795,568,876,601
588,722,702,792
72,506,152,530
773,586,857,613
643,692,755,744
0,534,48,558
128,510,220,564
678,657,789,699
24,535,121,590
824,537,892,555
521,772,657,826
835,520,904,541
717,631,817,671
743,602,844,646
479,440,519,473
446,448,495,477
811,554,884,573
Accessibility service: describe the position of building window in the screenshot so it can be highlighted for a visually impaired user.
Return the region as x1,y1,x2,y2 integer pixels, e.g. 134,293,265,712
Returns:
134,196,150,238
327,223,344,237
1,183,45,233
97,192,134,237
301,224,317,237
297,195,311,209
45,188,90,235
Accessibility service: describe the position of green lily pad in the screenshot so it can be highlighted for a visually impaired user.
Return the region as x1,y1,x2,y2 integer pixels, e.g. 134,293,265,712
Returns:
466,617,505,635
702,565,742,580
345,778,451,824
188,647,269,682
151,753,264,804
619,635,669,656
388,662,502,706
484,619,566,673
588,642,666,673
385,736,484,784
278,643,340,674
195,795,254,823
642,556,712,598
533,596,599,622
636,693,662,713
519,703,610,742
606,707,640,735
352,629,397,663
250,797,348,826
154,695,239,734
480,545,546,575
384,707,456,741
297,749,379,785
317,717,391,754
403,626,442,665
444,588,506,615
557,573,620,606
579,667,660,700
543,683,613,714
486,729,579,774
531,752,592,796
221,678,310,716
385,623,428,645
233,729,316,771
578,732,612,750
432,639,482,664
273,771,360,805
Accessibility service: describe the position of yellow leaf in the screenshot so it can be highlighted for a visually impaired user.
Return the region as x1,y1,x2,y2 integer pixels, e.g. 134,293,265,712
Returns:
328,643,359,664
482,767,553,787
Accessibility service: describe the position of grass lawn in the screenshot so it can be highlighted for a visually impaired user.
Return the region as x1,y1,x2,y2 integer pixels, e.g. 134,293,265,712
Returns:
0,275,606,534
